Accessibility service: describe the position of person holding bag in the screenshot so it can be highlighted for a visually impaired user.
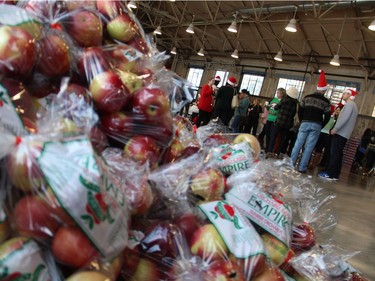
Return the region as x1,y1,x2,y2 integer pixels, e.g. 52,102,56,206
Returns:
230,89,250,133
212,76,237,126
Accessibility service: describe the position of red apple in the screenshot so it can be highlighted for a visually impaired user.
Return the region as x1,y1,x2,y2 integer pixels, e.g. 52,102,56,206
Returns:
24,72,58,98
140,222,182,260
252,264,286,281
64,9,103,47
190,224,228,261
24,0,61,19
126,258,160,281
261,233,291,266
203,134,231,148
189,167,226,201
132,86,170,121
118,70,143,94
106,14,139,43
203,259,245,281
174,213,200,245
36,34,71,77
108,44,140,72
12,195,62,240
230,254,267,279
96,0,123,19
126,177,154,217
100,112,134,137
78,47,111,83
233,133,261,160
6,139,45,192
161,138,185,164
291,223,316,253
0,25,36,78
122,246,141,279
124,136,160,166
52,225,99,268
89,70,130,113
350,272,370,281
90,126,109,153
66,271,111,281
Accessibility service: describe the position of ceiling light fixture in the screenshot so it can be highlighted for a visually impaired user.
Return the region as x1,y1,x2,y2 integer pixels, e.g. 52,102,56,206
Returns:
197,47,205,56
153,25,162,35
285,7,298,32
128,0,137,9
171,46,177,55
231,42,239,59
330,44,341,66
186,15,195,34
368,19,375,31
274,50,283,62
228,12,238,33
285,18,297,32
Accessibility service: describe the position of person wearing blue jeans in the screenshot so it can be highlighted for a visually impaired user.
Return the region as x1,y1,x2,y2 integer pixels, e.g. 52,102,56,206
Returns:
290,70,331,173
291,122,322,172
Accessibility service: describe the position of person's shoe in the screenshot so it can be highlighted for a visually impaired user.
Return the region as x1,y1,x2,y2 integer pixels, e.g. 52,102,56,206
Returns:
318,172,338,181
298,169,307,174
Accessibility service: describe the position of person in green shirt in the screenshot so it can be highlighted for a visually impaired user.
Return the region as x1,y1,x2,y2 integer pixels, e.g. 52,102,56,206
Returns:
265,88,286,154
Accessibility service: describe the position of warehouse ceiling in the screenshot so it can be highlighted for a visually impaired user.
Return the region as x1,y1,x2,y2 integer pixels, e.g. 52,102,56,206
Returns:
133,0,375,77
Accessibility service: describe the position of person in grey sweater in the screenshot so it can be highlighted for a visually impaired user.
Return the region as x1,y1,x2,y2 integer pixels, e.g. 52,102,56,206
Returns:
319,89,359,180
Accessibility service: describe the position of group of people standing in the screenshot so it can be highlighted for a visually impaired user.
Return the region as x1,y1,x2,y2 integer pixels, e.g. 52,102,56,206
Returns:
194,70,361,181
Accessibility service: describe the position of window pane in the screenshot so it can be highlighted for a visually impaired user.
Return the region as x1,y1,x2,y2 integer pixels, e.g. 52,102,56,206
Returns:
275,78,305,100
186,68,204,88
239,74,264,96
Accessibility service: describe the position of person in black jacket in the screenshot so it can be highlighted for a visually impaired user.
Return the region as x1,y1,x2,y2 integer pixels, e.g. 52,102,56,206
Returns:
244,98,262,135
351,128,373,173
290,70,331,173
268,87,298,158
211,76,237,126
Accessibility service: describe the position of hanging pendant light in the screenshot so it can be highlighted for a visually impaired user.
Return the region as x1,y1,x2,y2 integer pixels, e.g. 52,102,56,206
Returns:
231,42,240,59
171,46,177,55
228,12,238,33
197,48,205,56
128,0,137,9
186,15,195,34
368,19,375,31
274,50,283,62
330,44,341,66
285,18,297,32
153,26,162,35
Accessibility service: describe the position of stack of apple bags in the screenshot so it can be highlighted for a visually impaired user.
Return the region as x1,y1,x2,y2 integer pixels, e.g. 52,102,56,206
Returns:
0,1,370,280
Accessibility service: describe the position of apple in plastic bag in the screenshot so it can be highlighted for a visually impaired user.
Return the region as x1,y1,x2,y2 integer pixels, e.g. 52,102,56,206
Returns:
233,133,261,160
291,223,316,253
106,14,139,43
174,213,200,242
190,224,228,260
189,167,226,201
0,26,37,79
100,112,134,136
0,218,10,244
230,254,267,279
261,233,291,266
89,126,109,153
66,271,111,281
161,138,185,164
52,225,99,268
204,259,245,281
124,136,160,166
89,70,130,113
109,45,140,72
96,0,123,19
77,47,111,83
122,246,141,279
126,178,154,217
6,139,45,192
118,70,143,94
252,264,286,281
125,258,160,281
64,9,103,47
350,272,370,281
36,34,71,77
128,35,150,55
12,195,62,240
203,134,231,148
64,0,97,12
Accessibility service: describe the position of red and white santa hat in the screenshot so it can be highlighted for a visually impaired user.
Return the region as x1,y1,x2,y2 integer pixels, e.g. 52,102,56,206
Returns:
343,89,358,100
227,76,237,86
215,76,221,82
317,70,328,91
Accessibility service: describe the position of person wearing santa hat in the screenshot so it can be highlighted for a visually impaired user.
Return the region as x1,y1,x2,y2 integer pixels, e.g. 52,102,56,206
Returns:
319,88,358,180
290,70,331,173
211,76,237,126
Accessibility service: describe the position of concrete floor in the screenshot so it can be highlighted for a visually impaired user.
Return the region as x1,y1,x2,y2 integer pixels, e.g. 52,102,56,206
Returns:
308,165,375,279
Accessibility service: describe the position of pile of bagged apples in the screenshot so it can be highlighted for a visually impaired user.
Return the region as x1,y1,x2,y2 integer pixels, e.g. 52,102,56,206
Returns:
0,1,370,280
